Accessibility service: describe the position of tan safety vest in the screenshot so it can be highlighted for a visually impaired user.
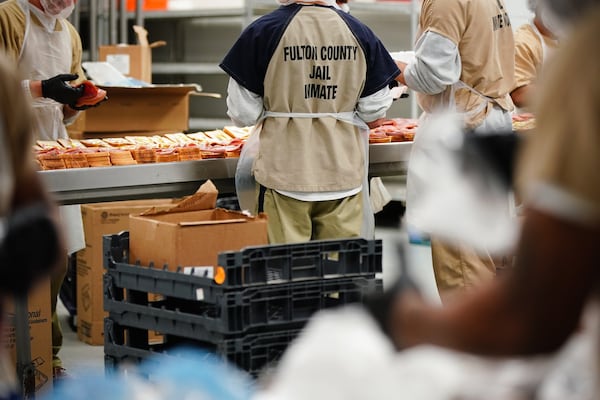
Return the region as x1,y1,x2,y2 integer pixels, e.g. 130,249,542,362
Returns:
253,6,368,192
415,0,515,128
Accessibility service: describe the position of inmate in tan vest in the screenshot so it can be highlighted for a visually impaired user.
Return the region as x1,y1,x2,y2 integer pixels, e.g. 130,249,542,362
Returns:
514,23,559,91
416,0,515,128
253,6,367,192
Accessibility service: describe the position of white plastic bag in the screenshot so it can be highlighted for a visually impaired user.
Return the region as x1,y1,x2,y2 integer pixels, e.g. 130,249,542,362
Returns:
405,112,519,255
235,123,262,213
369,177,392,214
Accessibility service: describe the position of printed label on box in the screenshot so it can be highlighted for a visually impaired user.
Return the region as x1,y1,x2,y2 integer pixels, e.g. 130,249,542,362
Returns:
106,54,131,76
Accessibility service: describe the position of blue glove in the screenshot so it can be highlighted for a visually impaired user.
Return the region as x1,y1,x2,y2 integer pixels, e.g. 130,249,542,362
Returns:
41,74,84,105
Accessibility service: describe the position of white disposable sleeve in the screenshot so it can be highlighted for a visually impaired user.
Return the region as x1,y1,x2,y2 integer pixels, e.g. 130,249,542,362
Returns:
20,79,33,100
356,86,393,123
403,31,462,95
226,78,264,127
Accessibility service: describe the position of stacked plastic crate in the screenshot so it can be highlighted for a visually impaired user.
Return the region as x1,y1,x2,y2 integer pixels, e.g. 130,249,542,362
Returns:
102,231,383,377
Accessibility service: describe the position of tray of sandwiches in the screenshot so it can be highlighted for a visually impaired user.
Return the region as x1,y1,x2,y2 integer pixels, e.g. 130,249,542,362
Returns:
34,126,252,171
512,113,536,132
369,118,418,144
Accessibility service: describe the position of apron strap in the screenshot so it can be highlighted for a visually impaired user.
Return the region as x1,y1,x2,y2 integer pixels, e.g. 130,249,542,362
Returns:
16,0,31,62
530,21,548,64
451,80,501,119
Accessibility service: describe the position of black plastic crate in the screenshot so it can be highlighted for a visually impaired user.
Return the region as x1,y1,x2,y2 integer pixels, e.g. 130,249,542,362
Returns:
217,239,382,286
220,329,300,376
104,323,301,377
103,232,382,288
216,196,241,211
105,275,382,339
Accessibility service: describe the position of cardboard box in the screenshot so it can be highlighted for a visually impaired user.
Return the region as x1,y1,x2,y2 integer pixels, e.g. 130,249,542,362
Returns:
68,84,201,135
68,129,181,140
2,280,52,395
99,44,153,83
77,198,177,345
129,181,269,272
99,25,166,83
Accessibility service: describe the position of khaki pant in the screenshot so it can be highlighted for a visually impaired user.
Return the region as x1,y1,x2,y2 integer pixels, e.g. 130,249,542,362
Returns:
262,189,363,244
431,238,497,304
50,260,68,369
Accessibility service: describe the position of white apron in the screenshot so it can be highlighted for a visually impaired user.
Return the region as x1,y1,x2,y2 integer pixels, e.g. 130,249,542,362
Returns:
531,21,551,65
17,0,85,254
405,81,517,252
236,111,375,239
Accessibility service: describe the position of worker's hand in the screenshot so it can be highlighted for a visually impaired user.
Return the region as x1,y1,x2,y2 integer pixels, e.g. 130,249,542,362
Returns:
41,74,84,105
0,203,61,295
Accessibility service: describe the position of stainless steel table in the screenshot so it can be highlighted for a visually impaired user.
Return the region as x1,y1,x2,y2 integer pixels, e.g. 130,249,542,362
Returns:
40,142,412,205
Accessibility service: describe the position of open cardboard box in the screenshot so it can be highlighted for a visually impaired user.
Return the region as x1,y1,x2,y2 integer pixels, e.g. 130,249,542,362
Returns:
99,25,165,84
68,83,204,134
129,181,269,274
70,25,221,136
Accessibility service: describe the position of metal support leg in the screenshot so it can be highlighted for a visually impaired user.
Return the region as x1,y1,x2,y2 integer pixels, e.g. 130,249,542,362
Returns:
15,294,35,399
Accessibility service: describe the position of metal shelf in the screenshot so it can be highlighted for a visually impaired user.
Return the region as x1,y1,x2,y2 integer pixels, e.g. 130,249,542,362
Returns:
347,1,415,14
123,7,247,20
152,62,224,75
40,142,411,205
189,118,235,131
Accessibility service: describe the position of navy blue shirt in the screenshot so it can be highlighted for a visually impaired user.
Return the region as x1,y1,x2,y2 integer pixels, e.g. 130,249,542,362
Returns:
220,4,399,98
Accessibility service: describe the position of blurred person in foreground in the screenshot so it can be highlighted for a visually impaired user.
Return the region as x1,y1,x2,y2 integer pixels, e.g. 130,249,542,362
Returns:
384,0,600,387
510,0,561,110
395,0,516,302
0,53,64,400
220,0,399,244
0,0,105,380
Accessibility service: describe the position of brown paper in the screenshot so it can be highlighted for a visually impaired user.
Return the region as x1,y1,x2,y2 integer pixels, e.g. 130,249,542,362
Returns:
141,180,218,215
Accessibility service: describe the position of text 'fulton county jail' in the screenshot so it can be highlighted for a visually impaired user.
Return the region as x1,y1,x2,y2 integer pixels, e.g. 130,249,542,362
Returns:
283,45,358,100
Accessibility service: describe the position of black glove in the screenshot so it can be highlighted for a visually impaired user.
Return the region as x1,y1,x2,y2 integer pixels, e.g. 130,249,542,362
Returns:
0,203,60,295
363,272,420,344
41,74,84,105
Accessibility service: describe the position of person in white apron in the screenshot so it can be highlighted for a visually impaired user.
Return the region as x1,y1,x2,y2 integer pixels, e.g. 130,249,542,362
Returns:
510,0,561,110
0,0,87,381
221,0,399,244
395,0,516,303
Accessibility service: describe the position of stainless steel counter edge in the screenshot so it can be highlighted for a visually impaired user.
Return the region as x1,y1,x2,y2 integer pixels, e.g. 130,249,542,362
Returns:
40,142,412,205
